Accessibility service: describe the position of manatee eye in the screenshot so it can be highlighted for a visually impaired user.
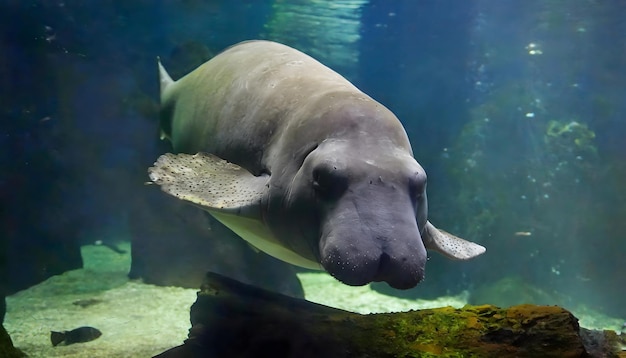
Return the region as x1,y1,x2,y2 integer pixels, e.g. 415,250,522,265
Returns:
312,164,347,200
409,171,428,229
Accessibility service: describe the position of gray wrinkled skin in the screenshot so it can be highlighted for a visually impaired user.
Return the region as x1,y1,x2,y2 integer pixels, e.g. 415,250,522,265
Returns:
151,40,485,289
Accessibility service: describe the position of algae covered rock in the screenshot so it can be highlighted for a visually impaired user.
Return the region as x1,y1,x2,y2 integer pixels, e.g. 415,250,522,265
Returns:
155,272,623,358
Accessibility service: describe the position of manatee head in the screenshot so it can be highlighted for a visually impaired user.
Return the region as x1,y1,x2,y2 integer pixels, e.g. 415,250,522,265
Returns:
274,138,429,289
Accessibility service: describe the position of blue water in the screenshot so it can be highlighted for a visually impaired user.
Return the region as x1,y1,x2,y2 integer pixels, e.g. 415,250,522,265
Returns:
2,1,625,354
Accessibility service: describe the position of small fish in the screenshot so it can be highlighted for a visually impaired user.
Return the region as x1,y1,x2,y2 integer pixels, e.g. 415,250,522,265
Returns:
51,326,102,346
514,231,532,236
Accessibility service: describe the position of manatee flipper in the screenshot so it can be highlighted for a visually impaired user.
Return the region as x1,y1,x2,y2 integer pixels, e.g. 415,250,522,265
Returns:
422,221,486,260
148,152,321,269
148,152,269,217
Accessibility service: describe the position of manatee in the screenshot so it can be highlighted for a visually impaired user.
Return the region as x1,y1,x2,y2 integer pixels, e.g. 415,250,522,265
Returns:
149,40,485,289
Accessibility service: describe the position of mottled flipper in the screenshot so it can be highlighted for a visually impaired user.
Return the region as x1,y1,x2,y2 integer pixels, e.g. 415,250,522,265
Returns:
148,152,269,216
422,221,486,260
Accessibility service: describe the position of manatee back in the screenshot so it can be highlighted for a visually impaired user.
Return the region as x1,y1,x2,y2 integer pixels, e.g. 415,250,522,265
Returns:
160,40,361,174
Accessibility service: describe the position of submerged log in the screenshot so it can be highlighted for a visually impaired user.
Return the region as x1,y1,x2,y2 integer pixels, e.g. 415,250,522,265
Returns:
155,272,625,358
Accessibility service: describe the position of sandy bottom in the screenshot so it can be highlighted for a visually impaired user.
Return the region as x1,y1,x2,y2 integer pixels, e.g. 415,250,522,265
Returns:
5,243,198,358
5,242,623,357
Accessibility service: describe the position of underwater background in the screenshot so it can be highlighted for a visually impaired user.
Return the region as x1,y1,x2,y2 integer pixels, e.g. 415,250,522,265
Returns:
1,0,625,357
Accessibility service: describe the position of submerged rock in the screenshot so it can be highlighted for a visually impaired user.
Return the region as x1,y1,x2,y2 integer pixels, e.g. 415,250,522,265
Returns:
469,276,564,307
0,324,25,358
129,187,304,298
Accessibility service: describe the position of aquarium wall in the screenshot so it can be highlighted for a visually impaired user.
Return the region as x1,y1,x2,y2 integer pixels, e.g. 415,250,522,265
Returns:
444,0,626,316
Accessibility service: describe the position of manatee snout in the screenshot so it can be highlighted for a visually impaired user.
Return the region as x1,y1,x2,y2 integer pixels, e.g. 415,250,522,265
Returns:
375,246,427,289
320,224,428,289
316,174,429,289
